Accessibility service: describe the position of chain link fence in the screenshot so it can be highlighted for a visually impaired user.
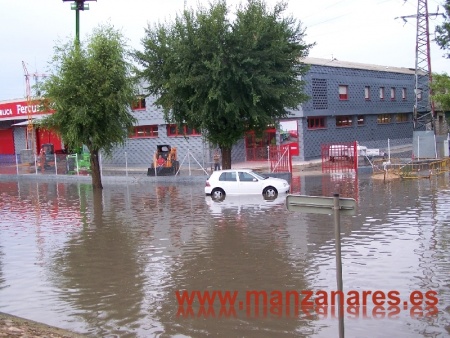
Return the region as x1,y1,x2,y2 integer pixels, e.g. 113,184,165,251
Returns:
0,150,213,177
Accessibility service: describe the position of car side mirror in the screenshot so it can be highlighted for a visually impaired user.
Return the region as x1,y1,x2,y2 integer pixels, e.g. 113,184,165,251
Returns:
253,178,257,182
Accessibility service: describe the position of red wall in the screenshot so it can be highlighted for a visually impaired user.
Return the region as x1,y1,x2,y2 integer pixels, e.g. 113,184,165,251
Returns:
0,129,15,154
36,129,63,153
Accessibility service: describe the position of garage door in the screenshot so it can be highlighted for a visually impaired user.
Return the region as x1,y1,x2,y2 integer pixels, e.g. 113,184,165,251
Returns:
0,129,14,154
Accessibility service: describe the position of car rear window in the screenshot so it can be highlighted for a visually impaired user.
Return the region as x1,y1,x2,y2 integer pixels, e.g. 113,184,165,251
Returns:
219,172,237,181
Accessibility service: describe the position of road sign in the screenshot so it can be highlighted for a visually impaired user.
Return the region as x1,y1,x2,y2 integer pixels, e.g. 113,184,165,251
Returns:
286,194,357,216
286,193,356,338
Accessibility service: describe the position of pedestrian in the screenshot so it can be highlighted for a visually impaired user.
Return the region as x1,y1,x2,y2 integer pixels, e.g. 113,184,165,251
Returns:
213,149,221,171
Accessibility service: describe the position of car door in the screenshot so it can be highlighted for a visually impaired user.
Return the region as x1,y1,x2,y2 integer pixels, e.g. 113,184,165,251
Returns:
237,171,262,194
218,171,239,194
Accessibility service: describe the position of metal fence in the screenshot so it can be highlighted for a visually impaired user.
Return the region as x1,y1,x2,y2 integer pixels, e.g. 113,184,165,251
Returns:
385,158,450,179
0,153,91,176
269,146,292,173
244,145,292,173
321,141,358,173
0,150,213,177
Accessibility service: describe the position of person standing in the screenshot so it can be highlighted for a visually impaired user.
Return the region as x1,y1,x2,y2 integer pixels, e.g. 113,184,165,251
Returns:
213,149,221,171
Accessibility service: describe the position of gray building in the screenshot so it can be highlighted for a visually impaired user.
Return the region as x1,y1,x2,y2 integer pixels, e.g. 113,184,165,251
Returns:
292,57,419,160
1,57,421,165
112,57,419,165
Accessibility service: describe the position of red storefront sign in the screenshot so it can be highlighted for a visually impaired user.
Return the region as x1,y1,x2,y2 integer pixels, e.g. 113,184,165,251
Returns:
0,100,53,120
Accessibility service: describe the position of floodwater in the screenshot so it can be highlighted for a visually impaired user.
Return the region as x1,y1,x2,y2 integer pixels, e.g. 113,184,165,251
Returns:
0,174,449,338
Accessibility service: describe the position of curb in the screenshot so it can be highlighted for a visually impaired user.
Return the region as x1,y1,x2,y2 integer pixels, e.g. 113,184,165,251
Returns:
0,311,85,338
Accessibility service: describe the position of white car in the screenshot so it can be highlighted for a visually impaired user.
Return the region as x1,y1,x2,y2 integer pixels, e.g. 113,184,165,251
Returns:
204,169,290,200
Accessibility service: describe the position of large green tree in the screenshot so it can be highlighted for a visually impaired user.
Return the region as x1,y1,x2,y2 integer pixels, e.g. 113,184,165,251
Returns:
431,72,450,108
431,72,450,133
435,0,450,58
39,24,137,189
135,0,313,169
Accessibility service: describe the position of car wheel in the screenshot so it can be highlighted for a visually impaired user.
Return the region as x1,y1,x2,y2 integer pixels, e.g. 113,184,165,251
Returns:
211,188,225,201
263,186,278,200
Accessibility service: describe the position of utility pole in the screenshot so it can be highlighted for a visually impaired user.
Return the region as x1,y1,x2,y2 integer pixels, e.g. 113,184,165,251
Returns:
396,0,444,131
62,0,96,44
22,61,47,154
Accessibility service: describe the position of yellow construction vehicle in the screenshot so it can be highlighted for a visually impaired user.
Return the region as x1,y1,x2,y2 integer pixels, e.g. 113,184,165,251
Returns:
147,145,179,176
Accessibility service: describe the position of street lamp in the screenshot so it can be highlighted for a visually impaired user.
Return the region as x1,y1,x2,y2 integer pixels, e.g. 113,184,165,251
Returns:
62,0,96,44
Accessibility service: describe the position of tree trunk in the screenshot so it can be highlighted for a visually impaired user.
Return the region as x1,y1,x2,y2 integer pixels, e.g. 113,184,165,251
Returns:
92,188,104,227
221,146,232,169
90,148,103,189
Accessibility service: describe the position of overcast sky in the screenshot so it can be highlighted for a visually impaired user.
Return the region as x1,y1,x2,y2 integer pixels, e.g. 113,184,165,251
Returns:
0,0,448,101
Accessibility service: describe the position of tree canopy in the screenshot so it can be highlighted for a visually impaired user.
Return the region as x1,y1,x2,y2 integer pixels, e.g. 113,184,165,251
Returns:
135,0,313,168
435,0,450,58
431,72,450,110
39,24,137,189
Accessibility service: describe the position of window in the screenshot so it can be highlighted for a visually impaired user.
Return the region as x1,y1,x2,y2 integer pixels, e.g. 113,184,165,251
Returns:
307,117,326,129
339,85,348,100
336,115,352,127
219,172,237,181
379,87,385,100
416,88,423,101
167,124,201,136
357,115,365,125
377,114,391,124
364,86,370,100
129,125,158,138
131,96,146,110
238,172,256,182
402,88,407,100
396,113,409,122
390,87,396,101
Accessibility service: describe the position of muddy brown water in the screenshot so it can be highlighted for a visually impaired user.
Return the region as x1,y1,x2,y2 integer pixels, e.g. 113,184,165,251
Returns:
0,174,449,337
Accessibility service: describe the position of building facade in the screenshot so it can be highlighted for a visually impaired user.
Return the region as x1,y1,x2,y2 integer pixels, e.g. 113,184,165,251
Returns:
0,99,63,156
0,57,421,165
293,57,420,160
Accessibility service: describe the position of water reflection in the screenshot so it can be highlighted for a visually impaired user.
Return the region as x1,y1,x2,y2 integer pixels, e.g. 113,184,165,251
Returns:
0,175,449,337
205,193,287,216
49,188,147,337
156,207,315,337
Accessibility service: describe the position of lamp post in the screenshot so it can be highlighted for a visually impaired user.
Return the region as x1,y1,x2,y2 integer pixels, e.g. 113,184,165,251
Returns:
62,0,96,44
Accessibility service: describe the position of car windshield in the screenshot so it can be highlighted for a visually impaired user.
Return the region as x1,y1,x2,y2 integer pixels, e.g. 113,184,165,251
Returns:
250,171,267,180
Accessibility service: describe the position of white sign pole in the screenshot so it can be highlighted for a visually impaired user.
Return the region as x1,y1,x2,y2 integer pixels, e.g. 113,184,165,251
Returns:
333,193,344,338
286,193,355,338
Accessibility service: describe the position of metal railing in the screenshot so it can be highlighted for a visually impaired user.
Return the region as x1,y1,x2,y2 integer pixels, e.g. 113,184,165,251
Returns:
372,158,450,180
0,153,91,176
0,150,212,177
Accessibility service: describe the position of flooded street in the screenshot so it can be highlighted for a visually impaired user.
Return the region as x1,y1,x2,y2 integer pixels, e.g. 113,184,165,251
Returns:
0,174,449,337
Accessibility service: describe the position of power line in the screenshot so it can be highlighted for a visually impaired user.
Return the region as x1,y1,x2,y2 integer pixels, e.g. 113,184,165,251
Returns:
395,0,445,131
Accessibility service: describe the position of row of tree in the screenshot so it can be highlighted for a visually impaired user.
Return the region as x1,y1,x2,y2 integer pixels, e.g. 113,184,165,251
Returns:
40,0,312,189
39,0,450,189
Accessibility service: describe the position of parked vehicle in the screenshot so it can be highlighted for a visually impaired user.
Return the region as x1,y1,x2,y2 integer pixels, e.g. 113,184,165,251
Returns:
328,144,354,162
37,143,56,170
147,145,180,176
204,169,290,200
37,143,69,171
66,152,91,174
328,143,366,162
35,143,92,174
